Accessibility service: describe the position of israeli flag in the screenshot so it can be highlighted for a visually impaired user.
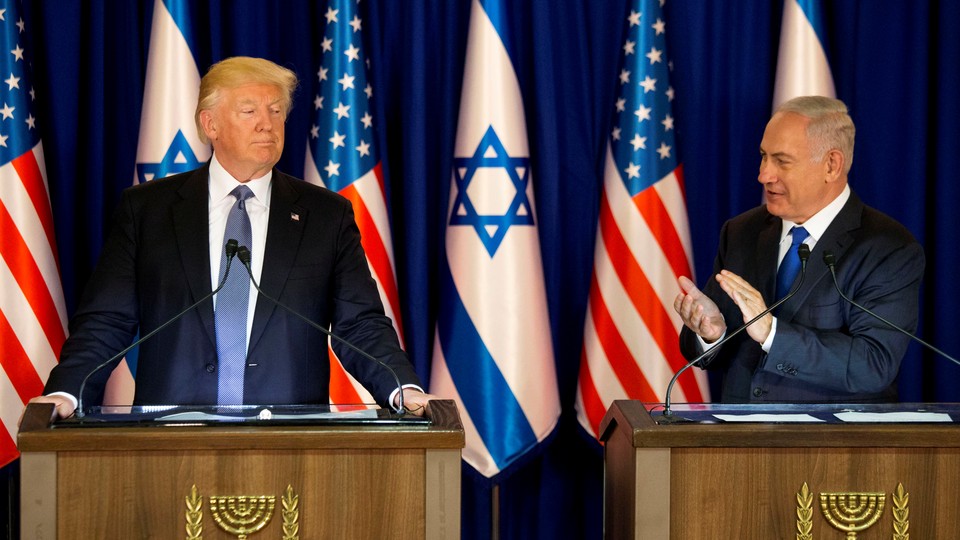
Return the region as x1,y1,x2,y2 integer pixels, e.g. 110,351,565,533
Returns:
135,0,209,185
772,0,836,109
430,0,560,479
104,0,210,405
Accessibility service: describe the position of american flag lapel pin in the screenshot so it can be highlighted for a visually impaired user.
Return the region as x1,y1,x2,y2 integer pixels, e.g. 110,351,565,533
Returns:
290,212,300,222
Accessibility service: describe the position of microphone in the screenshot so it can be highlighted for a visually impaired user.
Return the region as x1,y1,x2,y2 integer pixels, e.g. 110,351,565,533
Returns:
823,250,960,368
660,243,811,423
234,246,408,414
75,239,241,418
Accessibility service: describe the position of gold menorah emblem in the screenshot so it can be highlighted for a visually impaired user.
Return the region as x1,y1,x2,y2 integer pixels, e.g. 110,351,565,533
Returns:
818,491,885,539
185,484,300,540
207,494,276,539
796,482,909,540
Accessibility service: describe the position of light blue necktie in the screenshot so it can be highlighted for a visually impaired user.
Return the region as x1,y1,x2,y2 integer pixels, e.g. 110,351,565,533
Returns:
775,226,809,300
215,185,253,405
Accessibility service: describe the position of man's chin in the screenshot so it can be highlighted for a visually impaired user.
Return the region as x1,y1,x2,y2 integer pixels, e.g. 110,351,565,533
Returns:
764,198,785,216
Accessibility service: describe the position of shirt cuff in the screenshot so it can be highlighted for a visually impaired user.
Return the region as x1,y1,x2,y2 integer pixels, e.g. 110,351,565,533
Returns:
761,316,778,352
389,384,424,409
697,331,725,352
46,391,78,410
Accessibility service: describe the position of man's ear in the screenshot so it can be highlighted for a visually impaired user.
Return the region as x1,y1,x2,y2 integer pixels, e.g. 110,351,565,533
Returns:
824,148,844,182
199,110,217,141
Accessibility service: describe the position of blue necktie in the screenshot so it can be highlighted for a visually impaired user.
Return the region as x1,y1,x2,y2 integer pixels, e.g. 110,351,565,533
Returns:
775,226,809,300
215,185,253,405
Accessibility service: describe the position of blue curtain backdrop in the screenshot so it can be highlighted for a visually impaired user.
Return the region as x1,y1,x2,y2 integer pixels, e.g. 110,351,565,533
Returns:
6,1,959,538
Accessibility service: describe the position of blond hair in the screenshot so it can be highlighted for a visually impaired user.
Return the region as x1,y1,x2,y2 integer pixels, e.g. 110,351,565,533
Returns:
195,57,299,143
776,95,855,174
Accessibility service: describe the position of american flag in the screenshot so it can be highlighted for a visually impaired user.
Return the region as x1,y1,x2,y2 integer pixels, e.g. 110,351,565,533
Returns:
772,0,835,109
575,0,710,438
0,0,67,466
304,0,404,404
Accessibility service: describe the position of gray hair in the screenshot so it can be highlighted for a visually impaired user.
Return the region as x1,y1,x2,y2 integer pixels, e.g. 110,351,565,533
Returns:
776,96,855,174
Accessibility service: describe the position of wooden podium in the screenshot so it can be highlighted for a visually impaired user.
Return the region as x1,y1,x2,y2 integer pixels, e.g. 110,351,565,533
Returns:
18,400,464,539
600,400,960,539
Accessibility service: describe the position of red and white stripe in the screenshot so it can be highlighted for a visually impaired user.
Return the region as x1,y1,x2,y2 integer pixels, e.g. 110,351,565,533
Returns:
305,154,404,404
576,146,709,438
0,143,67,466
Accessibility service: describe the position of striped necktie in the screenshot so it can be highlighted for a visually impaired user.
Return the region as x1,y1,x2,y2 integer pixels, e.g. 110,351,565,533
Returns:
215,185,253,405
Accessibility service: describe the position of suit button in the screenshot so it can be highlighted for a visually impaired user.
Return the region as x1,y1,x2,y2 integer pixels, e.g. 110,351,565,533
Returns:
753,387,763,397
205,363,216,373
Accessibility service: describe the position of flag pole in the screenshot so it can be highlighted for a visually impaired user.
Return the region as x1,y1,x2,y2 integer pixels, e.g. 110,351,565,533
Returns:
491,484,500,540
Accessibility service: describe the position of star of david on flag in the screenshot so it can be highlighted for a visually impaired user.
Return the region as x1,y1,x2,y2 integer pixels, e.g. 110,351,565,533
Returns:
450,125,534,257
136,129,203,184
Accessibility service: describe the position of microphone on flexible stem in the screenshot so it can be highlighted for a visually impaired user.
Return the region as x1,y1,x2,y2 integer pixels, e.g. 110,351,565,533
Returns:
659,244,811,423
74,239,241,419
234,246,407,414
823,250,960,368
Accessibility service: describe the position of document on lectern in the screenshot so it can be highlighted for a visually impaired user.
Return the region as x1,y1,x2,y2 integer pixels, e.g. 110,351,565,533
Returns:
650,403,960,424
53,404,430,427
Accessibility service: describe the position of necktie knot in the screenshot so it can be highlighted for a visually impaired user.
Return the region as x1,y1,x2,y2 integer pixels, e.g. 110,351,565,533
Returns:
231,185,254,205
775,226,809,301
790,226,809,246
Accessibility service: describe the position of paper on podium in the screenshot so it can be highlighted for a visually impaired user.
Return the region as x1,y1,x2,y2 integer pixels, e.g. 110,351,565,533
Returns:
834,411,953,423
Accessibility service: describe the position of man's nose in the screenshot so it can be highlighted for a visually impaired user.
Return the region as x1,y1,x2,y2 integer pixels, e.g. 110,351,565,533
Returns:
255,110,272,130
758,165,775,184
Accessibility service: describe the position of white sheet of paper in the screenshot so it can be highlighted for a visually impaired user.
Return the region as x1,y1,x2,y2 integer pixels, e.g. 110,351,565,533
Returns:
713,413,824,422
834,411,953,423
157,409,378,422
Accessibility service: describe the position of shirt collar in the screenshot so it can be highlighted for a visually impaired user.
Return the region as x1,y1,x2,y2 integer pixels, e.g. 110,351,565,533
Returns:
780,184,851,244
208,153,273,206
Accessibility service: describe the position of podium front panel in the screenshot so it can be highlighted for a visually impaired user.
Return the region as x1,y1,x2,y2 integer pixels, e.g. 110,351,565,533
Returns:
600,401,960,539
19,401,464,540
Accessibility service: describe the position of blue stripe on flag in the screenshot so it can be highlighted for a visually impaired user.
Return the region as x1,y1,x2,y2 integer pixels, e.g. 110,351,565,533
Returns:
436,261,537,470
795,0,828,46
161,0,200,64
478,0,517,72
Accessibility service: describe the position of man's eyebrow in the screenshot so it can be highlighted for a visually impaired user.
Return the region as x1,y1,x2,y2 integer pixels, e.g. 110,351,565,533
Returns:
760,147,794,160
235,97,282,106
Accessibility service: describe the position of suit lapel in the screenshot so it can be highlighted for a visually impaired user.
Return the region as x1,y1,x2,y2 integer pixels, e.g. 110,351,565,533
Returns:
172,165,217,347
756,215,781,302
249,171,308,350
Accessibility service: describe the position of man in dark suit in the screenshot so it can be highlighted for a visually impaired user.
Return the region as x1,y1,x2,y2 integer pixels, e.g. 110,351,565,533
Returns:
674,96,924,403
32,57,434,418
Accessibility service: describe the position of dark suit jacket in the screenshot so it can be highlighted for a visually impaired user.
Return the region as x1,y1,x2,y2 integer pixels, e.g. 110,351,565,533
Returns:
679,190,924,403
45,164,419,406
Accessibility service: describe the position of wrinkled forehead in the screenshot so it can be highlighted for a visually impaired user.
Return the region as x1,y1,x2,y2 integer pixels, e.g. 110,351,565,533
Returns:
761,112,811,153
224,83,283,102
